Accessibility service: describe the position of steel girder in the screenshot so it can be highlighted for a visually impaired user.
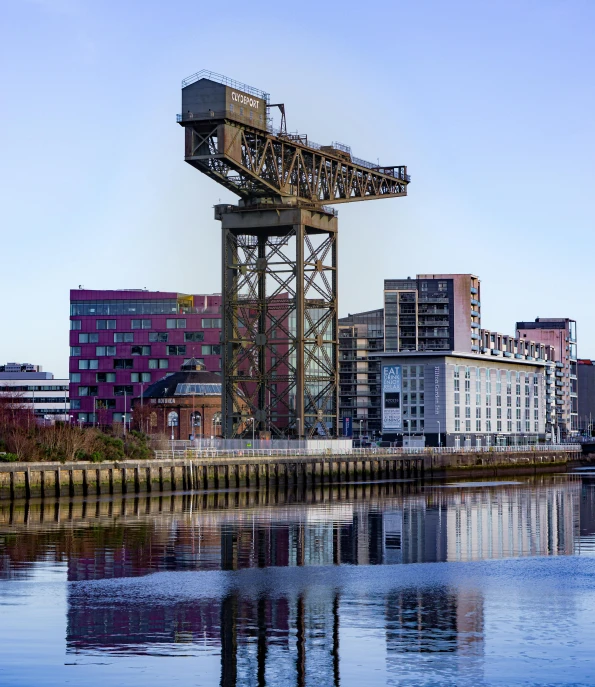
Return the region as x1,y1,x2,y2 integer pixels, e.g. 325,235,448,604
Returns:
183,121,408,206
219,206,338,438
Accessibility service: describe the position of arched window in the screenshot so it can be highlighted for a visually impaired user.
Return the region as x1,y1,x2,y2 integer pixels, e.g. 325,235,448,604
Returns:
212,412,222,435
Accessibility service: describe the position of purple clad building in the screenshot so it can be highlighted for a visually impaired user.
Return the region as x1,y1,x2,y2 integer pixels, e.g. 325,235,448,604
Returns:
69,289,222,425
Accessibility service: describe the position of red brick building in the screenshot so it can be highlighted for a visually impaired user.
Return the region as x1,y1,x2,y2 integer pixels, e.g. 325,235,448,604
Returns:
132,358,223,439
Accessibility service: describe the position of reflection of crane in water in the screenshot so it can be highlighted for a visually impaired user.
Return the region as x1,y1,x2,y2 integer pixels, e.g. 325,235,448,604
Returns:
220,591,340,687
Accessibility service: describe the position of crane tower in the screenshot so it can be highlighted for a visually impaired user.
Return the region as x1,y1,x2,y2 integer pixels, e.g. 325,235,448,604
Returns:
178,70,410,438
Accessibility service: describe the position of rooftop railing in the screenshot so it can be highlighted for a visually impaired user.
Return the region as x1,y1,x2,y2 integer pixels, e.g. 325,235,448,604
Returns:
181,70,270,102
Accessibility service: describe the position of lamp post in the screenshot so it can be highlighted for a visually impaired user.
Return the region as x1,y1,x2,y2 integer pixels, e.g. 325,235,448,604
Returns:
359,419,363,439
437,420,441,449
139,381,144,434
123,388,127,435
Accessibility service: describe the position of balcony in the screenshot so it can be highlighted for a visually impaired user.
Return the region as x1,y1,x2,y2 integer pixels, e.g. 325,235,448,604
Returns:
417,317,449,326
418,307,449,315
418,296,449,303
419,330,449,338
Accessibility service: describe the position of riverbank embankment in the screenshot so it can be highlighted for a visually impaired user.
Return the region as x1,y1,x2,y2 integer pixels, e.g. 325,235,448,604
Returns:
0,446,583,500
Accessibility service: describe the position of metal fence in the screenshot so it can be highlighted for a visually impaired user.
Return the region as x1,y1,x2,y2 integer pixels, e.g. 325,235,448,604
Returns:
153,444,581,462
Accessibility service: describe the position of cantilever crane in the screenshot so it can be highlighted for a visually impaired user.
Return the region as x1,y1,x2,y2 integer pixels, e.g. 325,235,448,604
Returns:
178,70,409,438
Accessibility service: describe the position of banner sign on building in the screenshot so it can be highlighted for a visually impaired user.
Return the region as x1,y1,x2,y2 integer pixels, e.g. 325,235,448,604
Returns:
343,416,353,437
382,365,402,431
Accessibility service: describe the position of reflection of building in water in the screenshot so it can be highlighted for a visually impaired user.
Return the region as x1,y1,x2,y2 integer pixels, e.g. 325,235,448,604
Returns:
384,588,484,686
576,482,595,555
43,481,582,585
67,587,340,687
443,483,580,561
384,498,448,564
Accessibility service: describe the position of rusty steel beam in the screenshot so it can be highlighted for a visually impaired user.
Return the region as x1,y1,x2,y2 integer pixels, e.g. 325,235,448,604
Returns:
181,120,409,206
218,205,338,438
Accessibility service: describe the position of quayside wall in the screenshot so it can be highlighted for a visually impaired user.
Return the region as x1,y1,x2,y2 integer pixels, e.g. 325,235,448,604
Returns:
0,446,582,501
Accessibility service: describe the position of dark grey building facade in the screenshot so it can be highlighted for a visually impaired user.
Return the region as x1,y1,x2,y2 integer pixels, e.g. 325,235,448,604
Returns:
339,309,384,439
578,359,595,434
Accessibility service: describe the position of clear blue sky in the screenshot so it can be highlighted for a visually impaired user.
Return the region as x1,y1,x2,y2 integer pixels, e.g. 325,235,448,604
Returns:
1,0,593,377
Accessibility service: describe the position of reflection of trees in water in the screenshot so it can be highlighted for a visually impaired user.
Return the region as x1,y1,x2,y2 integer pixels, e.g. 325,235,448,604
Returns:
0,520,155,579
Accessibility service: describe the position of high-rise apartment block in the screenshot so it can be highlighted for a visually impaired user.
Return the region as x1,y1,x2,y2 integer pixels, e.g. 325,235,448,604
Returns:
383,274,481,353
69,290,222,425
338,309,384,438
336,274,567,446
516,318,578,437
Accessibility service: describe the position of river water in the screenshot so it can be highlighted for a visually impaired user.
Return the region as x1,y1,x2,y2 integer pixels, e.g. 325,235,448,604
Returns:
2,473,595,686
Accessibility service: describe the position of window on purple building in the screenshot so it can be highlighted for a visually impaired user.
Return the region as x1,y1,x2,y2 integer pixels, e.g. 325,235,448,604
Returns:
70,320,82,330
70,347,81,356
114,333,134,343
96,320,116,330
167,345,186,356
79,333,99,344
149,332,168,342
79,386,98,396
79,360,98,370
113,359,133,370
184,332,204,342
131,372,151,383
166,319,187,329
202,318,222,328
148,359,169,369
131,319,152,329
202,345,221,355
96,346,116,356
131,346,151,356
96,372,116,383
114,386,134,396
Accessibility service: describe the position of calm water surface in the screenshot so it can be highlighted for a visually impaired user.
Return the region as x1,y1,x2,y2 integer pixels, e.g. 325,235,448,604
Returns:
2,474,595,686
